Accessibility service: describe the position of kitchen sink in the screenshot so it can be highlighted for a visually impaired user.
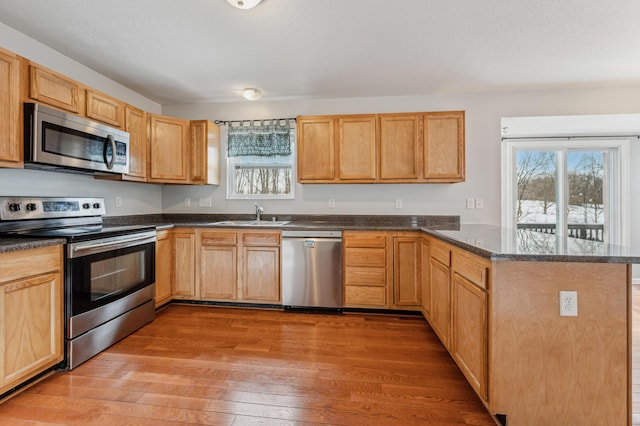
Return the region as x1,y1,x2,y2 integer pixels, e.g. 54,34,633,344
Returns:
209,220,290,227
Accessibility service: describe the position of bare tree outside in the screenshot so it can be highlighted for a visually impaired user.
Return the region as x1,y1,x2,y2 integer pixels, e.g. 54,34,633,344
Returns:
516,151,556,222
567,151,604,224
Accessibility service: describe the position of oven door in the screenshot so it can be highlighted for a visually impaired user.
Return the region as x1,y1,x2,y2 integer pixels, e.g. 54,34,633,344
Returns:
67,231,155,328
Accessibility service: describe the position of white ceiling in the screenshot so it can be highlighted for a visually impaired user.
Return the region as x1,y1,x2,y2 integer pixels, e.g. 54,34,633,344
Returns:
1,0,639,105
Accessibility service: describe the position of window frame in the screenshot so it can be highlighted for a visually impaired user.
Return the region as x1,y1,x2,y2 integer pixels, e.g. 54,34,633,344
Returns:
501,138,630,245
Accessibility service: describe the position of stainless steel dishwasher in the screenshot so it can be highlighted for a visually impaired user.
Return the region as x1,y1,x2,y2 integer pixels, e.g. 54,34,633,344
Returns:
281,230,342,310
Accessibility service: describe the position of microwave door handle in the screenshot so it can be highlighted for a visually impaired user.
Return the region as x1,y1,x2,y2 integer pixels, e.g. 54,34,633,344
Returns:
103,134,116,170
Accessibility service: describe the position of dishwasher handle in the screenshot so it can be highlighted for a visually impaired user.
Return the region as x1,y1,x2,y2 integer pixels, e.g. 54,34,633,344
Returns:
282,230,342,238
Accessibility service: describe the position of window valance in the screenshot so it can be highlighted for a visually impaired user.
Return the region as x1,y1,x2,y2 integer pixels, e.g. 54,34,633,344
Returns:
227,119,293,157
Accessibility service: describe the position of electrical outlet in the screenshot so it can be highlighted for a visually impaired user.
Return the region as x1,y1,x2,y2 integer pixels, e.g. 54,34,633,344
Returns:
114,196,122,208
395,199,403,209
199,197,212,207
466,198,475,209
559,291,578,316
184,198,191,207
475,198,484,209
328,199,335,208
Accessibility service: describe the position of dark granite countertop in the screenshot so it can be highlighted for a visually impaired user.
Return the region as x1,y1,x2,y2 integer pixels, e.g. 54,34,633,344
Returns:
0,237,66,254
423,224,640,264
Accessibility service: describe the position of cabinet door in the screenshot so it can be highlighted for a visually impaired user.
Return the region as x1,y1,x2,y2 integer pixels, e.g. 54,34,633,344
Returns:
0,48,21,167
393,236,421,308
190,120,220,185
148,114,189,182
124,105,147,181
423,111,465,181
420,237,431,318
429,257,451,349
297,117,335,181
242,246,280,302
86,89,124,128
451,273,487,400
200,245,237,300
379,114,419,180
27,63,83,114
337,115,377,181
155,230,172,307
172,231,196,298
0,245,63,395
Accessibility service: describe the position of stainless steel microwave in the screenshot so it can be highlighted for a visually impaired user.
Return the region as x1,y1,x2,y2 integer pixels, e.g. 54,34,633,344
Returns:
24,103,130,174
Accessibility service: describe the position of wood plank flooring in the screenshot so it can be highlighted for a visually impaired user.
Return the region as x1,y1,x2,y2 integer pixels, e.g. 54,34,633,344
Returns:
0,305,496,425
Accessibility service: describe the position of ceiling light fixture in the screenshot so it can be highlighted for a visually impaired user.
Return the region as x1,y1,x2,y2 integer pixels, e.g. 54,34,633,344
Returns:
242,88,262,101
226,0,263,10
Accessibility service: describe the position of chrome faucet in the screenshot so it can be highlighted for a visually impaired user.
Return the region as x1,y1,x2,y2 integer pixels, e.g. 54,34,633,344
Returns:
254,203,264,221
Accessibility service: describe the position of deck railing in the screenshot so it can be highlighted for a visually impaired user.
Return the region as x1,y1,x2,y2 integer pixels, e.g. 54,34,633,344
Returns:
517,223,604,242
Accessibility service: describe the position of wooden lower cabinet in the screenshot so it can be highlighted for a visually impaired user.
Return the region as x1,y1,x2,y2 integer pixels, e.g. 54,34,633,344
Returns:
154,230,172,307
392,234,421,308
420,237,431,318
451,272,487,400
171,229,197,299
198,229,280,304
343,231,389,308
429,256,451,349
0,245,64,395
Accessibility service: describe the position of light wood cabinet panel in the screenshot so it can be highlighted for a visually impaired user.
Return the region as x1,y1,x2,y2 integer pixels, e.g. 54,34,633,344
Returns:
242,246,280,302
429,256,451,349
379,114,420,180
451,272,487,400
297,117,335,181
344,286,386,306
148,114,190,183
123,105,147,181
86,89,124,128
342,231,389,309
197,229,280,304
0,48,21,167
337,115,377,180
423,112,465,182
392,235,421,308
190,120,220,185
155,230,172,307
171,230,196,298
0,245,63,395
26,62,84,114
200,245,237,300
420,237,431,318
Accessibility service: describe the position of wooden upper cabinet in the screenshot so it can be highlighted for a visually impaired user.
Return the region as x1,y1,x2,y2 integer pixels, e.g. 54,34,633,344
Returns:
379,114,419,181
337,115,377,181
0,47,22,167
190,120,220,185
297,116,335,182
423,111,465,182
26,62,84,114
123,105,147,181
148,114,190,183
86,89,124,128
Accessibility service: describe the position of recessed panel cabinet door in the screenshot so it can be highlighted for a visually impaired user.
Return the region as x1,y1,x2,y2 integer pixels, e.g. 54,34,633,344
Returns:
423,112,465,181
200,245,237,300
337,115,377,181
379,114,419,180
28,63,83,114
297,117,335,182
155,230,172,307
86,89,124,128
148,114,190,183
429,257,451,349
242,246,280,302
0,48,21,167
171,231,196,298
124,105,147,181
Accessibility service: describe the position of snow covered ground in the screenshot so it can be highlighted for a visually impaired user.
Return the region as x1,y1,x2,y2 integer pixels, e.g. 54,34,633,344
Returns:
517,199,603,224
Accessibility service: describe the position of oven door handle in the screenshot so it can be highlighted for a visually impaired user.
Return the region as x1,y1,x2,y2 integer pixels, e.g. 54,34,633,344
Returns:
68,231,156,258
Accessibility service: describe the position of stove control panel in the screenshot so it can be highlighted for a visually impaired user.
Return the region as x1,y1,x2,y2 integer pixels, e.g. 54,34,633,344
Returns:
0,197,106,221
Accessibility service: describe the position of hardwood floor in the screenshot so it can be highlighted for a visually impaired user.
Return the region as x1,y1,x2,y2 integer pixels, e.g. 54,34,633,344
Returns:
0,305,496,425
634,285,640,425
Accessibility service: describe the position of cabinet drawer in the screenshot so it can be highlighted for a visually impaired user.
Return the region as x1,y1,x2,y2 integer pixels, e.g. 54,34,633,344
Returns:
242,232,280,246
344,232,386,248
200,231,237,246
430,238,451,266
345,266,386,286
344,248,386,267
0,245,62,283
344,285,387,307
452,250,489,289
